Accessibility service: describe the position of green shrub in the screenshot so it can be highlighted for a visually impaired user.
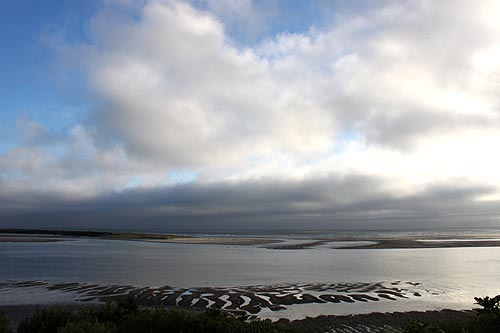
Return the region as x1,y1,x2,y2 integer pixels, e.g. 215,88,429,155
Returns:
0,311,11,333
17,308,74,333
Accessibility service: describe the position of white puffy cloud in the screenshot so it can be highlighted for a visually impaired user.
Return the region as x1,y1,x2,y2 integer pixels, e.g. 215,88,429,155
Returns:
84,0,338,170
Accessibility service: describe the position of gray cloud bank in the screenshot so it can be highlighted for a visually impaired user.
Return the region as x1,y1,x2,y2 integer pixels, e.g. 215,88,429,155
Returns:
1,175,499,230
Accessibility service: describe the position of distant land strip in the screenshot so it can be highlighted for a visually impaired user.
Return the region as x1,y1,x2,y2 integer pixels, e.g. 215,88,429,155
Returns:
0,228,189,240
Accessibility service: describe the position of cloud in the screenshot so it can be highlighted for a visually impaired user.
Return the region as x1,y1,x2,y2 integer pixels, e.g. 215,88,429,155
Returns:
1,174,498,230
1,0,500,229
82,0,500,170
83,0,337,170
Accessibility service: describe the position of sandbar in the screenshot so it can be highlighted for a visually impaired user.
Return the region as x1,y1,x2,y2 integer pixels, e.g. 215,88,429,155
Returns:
146,237,283,246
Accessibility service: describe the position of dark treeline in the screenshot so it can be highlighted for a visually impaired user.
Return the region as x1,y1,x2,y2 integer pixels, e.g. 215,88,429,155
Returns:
0,229,187,240
0,229,112,237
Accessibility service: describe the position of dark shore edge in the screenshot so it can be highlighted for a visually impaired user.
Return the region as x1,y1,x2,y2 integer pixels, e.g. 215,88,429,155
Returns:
0,228,190,241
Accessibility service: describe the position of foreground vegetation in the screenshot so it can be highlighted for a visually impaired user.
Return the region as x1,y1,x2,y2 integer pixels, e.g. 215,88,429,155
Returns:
3,294,500,332
10,298,296,333
0,312,10,333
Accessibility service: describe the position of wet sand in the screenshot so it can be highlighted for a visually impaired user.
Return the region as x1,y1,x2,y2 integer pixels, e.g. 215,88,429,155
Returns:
150,237,283,246
0,280,430,319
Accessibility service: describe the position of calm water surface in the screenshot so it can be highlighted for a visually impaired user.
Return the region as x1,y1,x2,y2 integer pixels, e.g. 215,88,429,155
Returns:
1,235,500,316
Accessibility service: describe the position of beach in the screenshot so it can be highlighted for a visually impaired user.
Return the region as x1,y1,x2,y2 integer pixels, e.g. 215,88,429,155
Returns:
1,229,500,331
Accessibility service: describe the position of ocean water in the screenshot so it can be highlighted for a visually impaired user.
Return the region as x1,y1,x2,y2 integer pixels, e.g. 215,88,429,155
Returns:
1,230,500,318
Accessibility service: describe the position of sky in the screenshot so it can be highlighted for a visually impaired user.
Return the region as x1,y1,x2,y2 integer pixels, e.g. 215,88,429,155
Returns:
1,0,500,231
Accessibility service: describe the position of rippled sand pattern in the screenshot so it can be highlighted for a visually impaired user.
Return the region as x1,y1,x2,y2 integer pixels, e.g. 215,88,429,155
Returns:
0,280,432,318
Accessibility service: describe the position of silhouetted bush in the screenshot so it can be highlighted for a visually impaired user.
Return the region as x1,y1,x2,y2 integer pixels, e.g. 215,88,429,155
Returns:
474,295,500,331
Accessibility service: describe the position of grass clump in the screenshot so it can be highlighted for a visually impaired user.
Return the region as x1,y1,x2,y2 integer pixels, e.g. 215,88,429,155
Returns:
0,312,11,333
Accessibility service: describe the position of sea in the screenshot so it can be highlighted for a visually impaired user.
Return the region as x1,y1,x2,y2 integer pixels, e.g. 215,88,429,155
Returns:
1,229,500,319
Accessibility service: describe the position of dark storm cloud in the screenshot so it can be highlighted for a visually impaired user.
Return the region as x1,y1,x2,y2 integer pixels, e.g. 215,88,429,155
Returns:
1,175,498,230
